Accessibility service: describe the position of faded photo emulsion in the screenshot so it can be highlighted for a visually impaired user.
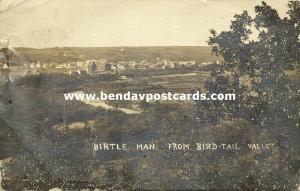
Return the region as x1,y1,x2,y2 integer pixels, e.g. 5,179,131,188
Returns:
0,0,299,190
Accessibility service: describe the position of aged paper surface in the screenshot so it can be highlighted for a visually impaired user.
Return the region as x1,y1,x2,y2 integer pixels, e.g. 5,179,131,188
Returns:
0,0,299,190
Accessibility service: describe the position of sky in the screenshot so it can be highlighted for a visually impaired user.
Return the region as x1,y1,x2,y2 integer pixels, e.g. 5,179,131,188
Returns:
0,0,290,48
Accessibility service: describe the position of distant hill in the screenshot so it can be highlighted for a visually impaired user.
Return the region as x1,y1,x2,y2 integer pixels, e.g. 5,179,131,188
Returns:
14,46,221,64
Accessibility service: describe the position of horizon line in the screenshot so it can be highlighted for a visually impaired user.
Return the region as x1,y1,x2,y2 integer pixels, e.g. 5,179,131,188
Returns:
14,45,211,49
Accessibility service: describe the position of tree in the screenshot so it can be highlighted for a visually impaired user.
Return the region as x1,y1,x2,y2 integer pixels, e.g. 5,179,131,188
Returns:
196,0,299,129
195,1,299,190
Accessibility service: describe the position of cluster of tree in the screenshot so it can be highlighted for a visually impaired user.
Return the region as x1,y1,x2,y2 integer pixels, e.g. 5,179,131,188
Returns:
195,1,299,190
197,1,299,126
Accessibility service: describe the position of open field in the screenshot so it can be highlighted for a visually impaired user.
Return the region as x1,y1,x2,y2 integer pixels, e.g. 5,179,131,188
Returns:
0,68,208,189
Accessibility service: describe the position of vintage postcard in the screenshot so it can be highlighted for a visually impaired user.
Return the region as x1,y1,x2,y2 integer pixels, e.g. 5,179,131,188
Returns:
0,0,299,190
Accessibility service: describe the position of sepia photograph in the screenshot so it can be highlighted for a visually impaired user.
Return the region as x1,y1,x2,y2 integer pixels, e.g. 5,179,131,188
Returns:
0,0,299,190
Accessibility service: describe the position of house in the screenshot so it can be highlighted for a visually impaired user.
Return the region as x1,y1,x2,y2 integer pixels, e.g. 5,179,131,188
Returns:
62,63,71,68
29,63,36,68
42,64,49,68
178,61,196,66
3,63,8,69
49,63,56,68
76,61,85,68
163,60,176,69
111,65,117,71
23,63,29,68
119,61,138,69
120,61,137,69
167,62,175,69
96,59,107,71
162,59,171,66
68,62,78,68
173,62,180,68
139,60,148,65
35,62,41,68
155,60,163,66
200,62,212,66
115,63,125,70
86,60,97,65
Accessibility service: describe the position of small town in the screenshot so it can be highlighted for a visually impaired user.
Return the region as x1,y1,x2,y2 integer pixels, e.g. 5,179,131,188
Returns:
1,58,216,74
0,43,221,86
0,46,218,80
